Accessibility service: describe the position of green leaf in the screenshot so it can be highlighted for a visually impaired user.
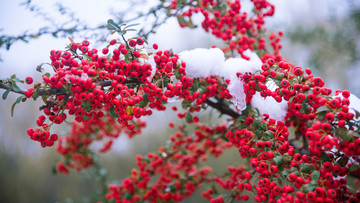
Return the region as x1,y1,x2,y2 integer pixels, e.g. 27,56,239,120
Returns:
177,0,187,4
353,132,360,138
259,122,267,130
11,77,21,82
303,180,318,193
350,164,360,172
181,100,192,109
81,100,91,112
124,23,140,30
124,28,137,32
83,115,92,120
107,19,121,31
338,129,352,141
176,15,187,25
301,101,310,114
10,84,21,92
311,170,320,181
11,96,24,117
52,165,58,175
274,156,283,167
36,63,44,72
253,118,261,127
264,131,273,141
2,89,10,100
300,163,315,174
185,112,193,123
186,174,194,181
181,149,187,155
169,183,176,193
142,38,149,45
109,106,119,118
316,106,330,113
281,169,290,177
123,192,132,200
320,151,331,162
190,79,199,92
138,93,148,108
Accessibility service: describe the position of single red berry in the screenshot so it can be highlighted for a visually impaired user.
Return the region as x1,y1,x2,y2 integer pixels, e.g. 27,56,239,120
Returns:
261,63,269,71
281,80,290,88
129,39,137,47
325,112,334,121
25,76,33,84
288,173,297,182
136,38,144,45
71,42,78,50
153,43,158,50
82,40,90,47
245,171,251,179
341,90,350,98
269,70,276,78
267,58,275,65
133,51,141,58
121,49,128,55
50,134,58,141
102,47,109,54
110,39,117,45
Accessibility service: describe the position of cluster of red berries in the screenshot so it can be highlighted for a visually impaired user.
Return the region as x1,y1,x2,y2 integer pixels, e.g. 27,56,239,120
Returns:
23,37,177,148
55,114,146,173
105,121,232,202
169,0,282,61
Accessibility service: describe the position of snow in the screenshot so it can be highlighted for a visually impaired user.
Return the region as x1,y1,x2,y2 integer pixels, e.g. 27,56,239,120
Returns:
179,48,262,79
265,79,279,91
227,78,247,110
220,50,263,110
349,93,360,119
219,50,263,77
251,92,288,121
179,48,263,111
179,48,225,78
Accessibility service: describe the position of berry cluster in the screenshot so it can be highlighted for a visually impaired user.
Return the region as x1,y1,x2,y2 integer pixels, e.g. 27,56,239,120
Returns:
169,0,282,61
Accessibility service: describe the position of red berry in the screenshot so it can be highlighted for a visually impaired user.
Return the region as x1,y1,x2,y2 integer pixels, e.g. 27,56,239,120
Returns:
25,76,33,84
136,38,144,45
102,47,109,54
153,43,158,50
110,39,117,45
71,42,78,50
82,40,90,46
129,39,137,47
267,58,274,65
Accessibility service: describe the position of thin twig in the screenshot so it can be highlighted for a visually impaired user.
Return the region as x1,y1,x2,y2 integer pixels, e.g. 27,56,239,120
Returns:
205,98,240,119
0,83,25,95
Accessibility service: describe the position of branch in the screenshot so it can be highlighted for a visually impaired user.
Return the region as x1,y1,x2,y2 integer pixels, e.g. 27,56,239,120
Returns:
205,98,240,119
349,171,360,179
120,33,135,61
0,82,71,99
0,83,25,95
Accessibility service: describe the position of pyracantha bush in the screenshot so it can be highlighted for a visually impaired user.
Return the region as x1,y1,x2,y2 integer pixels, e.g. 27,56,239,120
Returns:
1,0,360,202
